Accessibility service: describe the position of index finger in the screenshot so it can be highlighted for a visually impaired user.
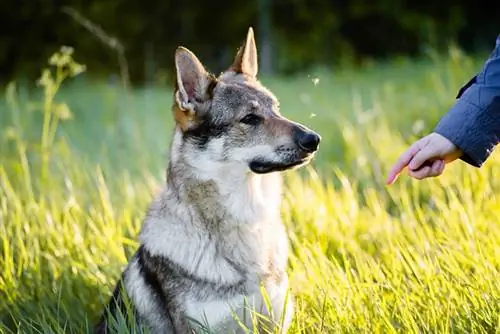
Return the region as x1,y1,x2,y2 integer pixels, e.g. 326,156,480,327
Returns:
386,143,421,185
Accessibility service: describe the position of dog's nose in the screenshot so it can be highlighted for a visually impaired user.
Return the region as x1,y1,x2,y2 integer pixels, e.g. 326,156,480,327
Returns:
294,128,321,152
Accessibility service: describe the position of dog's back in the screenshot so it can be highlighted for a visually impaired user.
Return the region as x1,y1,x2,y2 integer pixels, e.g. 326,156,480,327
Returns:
96,27,320,334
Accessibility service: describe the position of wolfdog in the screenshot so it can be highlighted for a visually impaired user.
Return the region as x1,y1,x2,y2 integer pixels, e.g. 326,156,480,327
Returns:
95,27,321,334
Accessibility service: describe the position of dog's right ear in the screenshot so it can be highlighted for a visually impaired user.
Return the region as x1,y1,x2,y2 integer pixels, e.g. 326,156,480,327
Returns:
174,47,215,128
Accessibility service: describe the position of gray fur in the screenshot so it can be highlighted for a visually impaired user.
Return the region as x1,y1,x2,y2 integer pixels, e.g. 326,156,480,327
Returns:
96,27,320,334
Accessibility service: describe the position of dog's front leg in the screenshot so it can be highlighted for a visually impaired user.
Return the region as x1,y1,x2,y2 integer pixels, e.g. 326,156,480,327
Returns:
166,309,193,334
143,308,191,334
257,276,293,334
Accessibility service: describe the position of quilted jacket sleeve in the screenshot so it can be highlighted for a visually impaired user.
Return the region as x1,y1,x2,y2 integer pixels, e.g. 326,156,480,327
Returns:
434,35,500,167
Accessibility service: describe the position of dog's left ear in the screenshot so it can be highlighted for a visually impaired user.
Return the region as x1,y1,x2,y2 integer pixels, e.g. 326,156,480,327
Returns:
229,27,258,77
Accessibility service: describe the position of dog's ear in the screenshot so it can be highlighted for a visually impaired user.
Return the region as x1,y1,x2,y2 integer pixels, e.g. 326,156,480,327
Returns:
229,27,258,77
174,47,215,112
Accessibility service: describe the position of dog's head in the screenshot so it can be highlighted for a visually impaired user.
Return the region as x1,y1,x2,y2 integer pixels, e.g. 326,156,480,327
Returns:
172,28,320,174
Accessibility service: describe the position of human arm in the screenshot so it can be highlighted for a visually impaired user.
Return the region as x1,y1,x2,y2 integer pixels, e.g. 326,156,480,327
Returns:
386,35,500,184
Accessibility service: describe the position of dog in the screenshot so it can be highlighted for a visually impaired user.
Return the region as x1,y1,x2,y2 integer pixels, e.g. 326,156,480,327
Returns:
95,27,321,334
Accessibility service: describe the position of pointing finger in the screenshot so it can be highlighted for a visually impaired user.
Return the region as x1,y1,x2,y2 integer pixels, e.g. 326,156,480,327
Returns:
386,142,422,185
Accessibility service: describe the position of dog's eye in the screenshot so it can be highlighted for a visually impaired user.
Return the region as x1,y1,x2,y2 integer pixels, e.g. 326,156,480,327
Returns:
240,114,262,125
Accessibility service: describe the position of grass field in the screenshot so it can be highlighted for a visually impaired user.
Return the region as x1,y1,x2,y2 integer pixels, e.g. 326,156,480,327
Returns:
0,47,499,333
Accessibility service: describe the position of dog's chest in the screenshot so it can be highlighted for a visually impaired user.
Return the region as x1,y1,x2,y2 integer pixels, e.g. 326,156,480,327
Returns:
221,222,281,275
183,288,275,332
184,294,248,331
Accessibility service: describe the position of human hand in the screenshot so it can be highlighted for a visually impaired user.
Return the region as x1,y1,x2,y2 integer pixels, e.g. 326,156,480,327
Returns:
386,132,463,184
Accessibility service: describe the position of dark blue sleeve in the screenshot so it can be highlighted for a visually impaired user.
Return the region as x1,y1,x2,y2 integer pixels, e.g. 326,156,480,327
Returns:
434,35,500,167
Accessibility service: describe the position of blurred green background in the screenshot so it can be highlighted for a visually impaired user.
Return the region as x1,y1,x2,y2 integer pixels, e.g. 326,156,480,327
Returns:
1,0,498,84
0,2,499,334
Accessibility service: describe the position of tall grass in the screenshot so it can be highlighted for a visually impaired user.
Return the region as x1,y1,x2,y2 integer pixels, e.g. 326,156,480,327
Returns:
0,46,498,333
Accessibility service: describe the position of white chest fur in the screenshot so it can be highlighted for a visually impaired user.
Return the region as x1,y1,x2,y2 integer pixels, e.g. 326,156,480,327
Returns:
184,276,293,333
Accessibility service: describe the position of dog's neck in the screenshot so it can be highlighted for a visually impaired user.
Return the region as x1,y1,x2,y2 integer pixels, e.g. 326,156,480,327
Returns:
166,127,282,226
139,127,286,282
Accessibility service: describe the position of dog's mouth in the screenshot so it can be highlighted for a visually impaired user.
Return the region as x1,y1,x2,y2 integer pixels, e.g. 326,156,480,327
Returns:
249,153,315,174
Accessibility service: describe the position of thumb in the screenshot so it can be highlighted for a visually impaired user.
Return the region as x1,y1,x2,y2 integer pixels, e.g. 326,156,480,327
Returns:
408,144,437,171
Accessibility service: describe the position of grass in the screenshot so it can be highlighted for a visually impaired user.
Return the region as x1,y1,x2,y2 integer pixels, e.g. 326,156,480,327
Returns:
0,46,499,333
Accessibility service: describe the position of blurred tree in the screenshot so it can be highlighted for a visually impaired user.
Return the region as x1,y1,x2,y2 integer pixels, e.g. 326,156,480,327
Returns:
0,0,497,85
258,0,273,75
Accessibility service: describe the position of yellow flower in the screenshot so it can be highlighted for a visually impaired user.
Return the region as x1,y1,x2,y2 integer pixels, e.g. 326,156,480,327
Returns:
37,69,53,87
60,46,74,56
48,53,61,66
53,103,73,121
69,62,86,77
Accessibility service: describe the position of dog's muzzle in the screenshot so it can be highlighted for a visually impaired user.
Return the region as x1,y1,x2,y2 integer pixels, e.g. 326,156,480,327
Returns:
249,124,321,174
